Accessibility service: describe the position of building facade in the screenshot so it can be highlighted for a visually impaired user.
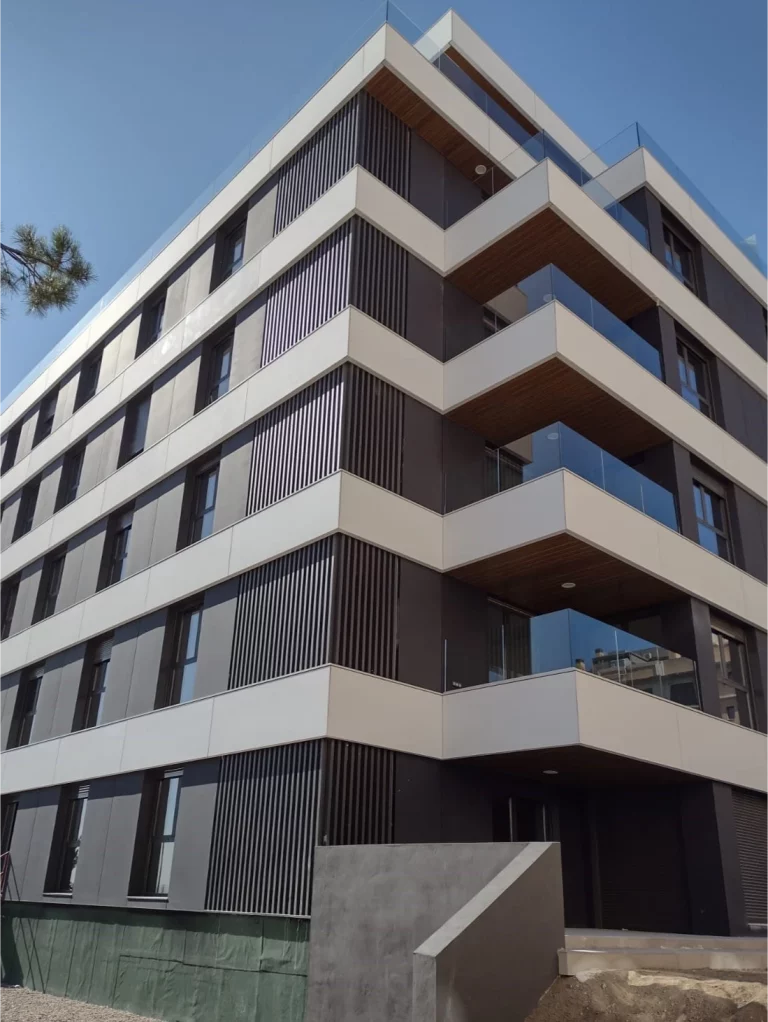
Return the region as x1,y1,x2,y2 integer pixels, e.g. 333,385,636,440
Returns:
1,11,766,1019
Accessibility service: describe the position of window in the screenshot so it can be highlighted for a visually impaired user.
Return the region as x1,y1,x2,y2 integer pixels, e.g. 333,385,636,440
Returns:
146,295,166,347
120,391,151,464
133,770,182,897
220,220,246,281
1,575,20,639
482,306,510,338
187,461,219,544
677,340,712,418
487,600,531,684
1,422,21,474
1,799,18,856
205,336,233,405
160,605,202,706
8,665,44,748
35,548,66,622
46,785,89,894
13,478,40,539
74,637,112,731
484,444,524,497
663,224,697,292
712,629,754,728
56,445,85,510
33,390,58,446
75,349,102,409
101,509,133,588
693,480,731,560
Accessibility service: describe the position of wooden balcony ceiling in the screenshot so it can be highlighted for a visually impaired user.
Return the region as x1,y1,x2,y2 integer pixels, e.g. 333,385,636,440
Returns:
448,356,667,459
452,532,680,619
449,208,654,321
366,67,510,193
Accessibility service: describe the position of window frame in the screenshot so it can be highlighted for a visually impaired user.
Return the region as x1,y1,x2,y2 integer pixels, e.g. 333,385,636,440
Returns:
663,223,697,293
220,220,246,281
8,665,44,749
133,770,182,898
56,445,86,510
205,335,234,405
33,390,58,447
692,478,731,561
1,575,20,639
13,478,40,540
75,642,112,731
75,349,103,409
103,510,133,588
187,460,219,545
160,604,203,707
46,786,89,895
711,628,754,728
1,422,21,474
677,338,713,419
35,549,66,622
120,391,151,464
146,295,166,347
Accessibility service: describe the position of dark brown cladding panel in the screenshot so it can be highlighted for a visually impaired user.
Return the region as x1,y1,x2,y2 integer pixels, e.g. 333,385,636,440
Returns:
205,741,321,916
319,740,395,846
732,788,767,925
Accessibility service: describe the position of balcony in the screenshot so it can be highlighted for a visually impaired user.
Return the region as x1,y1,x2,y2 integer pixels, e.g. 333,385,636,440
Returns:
484,264,662,378
482,421,678,531
446,605,699,711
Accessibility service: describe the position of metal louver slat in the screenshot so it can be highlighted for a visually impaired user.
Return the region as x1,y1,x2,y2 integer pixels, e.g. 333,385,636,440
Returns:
732,788,767,924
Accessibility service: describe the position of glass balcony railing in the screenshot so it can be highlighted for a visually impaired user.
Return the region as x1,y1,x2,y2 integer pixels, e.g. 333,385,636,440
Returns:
588,123,766,275
501,264,663,377
476,606,700,708
430,50,650,250
483,421,679,531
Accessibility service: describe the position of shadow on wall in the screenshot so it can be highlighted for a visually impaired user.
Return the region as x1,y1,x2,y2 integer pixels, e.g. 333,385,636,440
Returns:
306,842,564,1022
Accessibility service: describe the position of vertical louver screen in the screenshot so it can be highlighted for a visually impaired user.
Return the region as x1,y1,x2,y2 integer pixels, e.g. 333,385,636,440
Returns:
351,219,407,338
205,742,321,917
261,222,352,367
332,536,399,680
319,739,395,846
732,788,767,924
228,539,334,689
341,366,404,495
247,369,344,514
359,93,410,199
274,97,361,234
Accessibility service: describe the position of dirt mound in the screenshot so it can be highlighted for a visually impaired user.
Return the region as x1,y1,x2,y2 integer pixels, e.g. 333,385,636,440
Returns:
527,970,767,1022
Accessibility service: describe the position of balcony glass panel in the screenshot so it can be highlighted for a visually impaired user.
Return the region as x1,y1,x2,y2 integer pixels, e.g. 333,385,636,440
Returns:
501,264,663,378
483,421,679,531
447,607,699,708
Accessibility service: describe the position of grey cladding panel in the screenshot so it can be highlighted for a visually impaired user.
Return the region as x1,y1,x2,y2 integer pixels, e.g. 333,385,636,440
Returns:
213,428,253,533
261,221,352,366
195,581,239,700
205,741,321,916
247,370,343,514
167,758,220,912
228,538,334,689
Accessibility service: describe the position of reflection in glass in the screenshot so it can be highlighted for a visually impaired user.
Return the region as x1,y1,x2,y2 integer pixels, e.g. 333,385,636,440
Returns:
712,630,753,728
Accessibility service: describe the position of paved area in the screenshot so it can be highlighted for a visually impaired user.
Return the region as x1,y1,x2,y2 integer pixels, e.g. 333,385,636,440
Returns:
1,988,154,1022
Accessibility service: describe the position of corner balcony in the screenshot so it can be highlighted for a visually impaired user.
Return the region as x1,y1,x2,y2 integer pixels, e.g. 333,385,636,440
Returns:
445,604,699,713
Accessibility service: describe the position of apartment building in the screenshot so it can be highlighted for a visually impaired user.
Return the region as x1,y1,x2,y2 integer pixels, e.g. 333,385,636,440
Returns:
1,9,766,1020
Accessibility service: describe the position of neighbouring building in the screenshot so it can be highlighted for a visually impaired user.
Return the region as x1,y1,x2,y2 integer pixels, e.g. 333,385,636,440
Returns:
1,9,766,1021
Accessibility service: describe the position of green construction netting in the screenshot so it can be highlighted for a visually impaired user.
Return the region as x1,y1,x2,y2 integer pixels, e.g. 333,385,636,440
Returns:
1,902,308,1022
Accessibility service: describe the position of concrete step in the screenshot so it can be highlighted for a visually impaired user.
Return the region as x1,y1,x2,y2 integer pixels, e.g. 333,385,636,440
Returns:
565,929,767,953
559,946,768,976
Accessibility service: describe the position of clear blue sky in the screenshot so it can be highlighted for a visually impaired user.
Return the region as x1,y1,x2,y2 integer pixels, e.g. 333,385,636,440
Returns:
2,0,766,399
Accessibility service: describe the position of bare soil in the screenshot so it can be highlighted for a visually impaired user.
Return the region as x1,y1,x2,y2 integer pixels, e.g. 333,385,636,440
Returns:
528,970,767,1022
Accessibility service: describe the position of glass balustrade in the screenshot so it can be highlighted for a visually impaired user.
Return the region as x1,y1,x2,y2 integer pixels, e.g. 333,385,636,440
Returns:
481,421,679,531
468,606,699,707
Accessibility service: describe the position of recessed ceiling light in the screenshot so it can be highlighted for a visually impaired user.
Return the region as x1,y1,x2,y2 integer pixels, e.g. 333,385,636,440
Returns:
475,164,487,175
561,582,576,589
543,769,559,775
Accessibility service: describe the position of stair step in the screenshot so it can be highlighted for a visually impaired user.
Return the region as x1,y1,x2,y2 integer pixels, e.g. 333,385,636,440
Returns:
565,929,767,953
559,946,768,976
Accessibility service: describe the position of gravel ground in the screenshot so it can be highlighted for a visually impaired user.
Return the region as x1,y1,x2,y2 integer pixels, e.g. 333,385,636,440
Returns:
1,987,155,1022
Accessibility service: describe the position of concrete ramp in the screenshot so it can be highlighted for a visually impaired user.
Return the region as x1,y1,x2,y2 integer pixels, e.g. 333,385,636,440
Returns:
306,842,564,1022
560,929,768,975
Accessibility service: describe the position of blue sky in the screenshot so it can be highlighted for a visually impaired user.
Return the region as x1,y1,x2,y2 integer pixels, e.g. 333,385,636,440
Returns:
2,0,766,400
